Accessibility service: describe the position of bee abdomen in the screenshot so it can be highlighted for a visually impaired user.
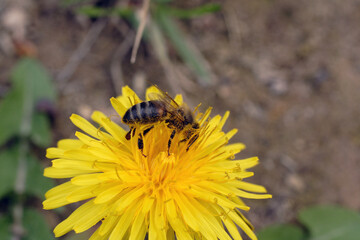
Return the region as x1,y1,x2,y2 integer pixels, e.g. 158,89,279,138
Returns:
122,101,166,124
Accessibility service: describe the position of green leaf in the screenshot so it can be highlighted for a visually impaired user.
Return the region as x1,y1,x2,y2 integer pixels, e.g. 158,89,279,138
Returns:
0,215,11,239
0,58,56,145
23,208,54,240
76,6,133,19
153,0,173,3
11,58,56,102
155,11,214,85
30,113,52,148
257,224,305,240
0,142,53,200
10,58,56,144
0,146,19,198
76,5,109,17
26,154,54,199
299,205,360,240
164,3,221,19
0,88,23,146
61,0,93,7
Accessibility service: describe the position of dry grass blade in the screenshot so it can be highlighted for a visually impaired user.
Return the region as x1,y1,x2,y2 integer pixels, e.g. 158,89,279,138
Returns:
130,0,150,63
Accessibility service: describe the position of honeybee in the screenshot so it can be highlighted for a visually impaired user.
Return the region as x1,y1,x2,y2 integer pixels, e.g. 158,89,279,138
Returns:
122,88,199,155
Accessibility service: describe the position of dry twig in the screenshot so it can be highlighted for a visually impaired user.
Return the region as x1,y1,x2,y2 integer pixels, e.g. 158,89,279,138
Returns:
130,0,150,63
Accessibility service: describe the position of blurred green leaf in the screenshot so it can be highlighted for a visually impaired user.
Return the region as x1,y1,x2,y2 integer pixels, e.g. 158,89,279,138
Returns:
26,154,54,199
11,58,55,144
162,3,221,19
0,146,19,198
155,11,213,85
0,88,23,146
0,142,53,200
0,58,56,145
23,208,54,240
0,216,11,239
31,113,52,148
257,224,305,240
299,205,360,240
11,58,56,102
61,0,92,7
76,6,133,18
153,0,173,3
77,5,109,17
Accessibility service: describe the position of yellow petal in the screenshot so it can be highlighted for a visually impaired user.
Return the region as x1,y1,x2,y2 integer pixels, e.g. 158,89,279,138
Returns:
165,199,193,240
89,226,112,240
94,184,124,204
228,210,258,240
91,111,128,144
110,97,128,118
70,114,107,140
75,131,101,147
129,207,147,240
115,187,145,212
113,86,142,116
174,94,183,105
54,200,96,237
229,181,268,193
58,139,83,150
52,159,95,170
46,148,65,159
98,215,119,236
149,201,166,240
66,185,98,203
109,204,137,240
71,173,104,186
45,181,74,198
122,86,142,104
187,197,232,240
218,111,230,130
73,203,108,233
213,205,243,240
44,167,98,179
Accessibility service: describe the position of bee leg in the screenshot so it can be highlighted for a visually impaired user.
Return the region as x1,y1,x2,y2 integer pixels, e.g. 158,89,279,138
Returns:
136,126,154,157
143,126,154,136
168,130,176,156
125,127,134,140
137,133,150,157
186,134,199,151
138,136,147,157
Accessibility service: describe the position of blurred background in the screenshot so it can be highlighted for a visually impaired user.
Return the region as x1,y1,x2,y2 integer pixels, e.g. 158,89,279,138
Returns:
1,0,360,239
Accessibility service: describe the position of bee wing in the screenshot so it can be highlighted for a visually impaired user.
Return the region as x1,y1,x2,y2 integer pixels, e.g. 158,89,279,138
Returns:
147,86,185,121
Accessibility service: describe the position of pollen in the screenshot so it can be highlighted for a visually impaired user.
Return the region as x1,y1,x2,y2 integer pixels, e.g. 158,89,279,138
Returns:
43,85,271,240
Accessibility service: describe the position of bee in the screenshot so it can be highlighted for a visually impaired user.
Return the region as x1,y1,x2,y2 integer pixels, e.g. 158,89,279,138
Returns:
122,88,200,155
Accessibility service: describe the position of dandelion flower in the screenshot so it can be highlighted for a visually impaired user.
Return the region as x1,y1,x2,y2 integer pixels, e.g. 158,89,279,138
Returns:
43,86,271,240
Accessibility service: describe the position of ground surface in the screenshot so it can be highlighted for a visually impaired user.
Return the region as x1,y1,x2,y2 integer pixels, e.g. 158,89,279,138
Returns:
1,0,360,236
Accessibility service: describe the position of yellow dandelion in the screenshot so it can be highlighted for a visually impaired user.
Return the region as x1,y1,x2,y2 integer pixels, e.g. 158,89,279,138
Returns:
43,85,271,240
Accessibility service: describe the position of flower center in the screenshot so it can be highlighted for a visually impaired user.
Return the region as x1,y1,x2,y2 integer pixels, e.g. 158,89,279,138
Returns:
145,152,177,197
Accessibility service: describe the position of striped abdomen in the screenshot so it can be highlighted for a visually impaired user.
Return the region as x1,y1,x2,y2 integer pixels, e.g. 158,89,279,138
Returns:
122,101,167,124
